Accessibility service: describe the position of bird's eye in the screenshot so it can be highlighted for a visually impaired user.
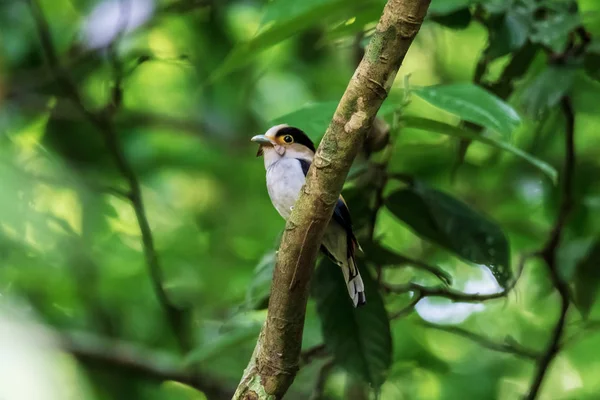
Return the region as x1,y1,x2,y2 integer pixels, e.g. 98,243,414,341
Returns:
283,135,294,143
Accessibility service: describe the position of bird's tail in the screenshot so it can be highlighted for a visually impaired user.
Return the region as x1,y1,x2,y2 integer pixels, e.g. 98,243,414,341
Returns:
341,257,366,308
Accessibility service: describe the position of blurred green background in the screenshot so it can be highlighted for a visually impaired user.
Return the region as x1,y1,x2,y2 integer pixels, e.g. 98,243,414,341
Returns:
1,0,600,399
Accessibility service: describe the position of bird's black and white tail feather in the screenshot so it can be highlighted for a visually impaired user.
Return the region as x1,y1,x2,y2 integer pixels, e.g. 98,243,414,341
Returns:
344,257,366,307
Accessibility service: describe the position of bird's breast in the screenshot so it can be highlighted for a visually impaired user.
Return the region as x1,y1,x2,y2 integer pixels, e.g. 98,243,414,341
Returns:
266,159,306,220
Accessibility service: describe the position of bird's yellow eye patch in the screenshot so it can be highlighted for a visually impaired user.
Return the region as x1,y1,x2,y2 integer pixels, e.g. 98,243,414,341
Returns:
282,135,294,144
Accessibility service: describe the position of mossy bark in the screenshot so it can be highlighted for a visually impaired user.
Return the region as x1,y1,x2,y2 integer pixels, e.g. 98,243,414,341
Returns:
233,1,431,398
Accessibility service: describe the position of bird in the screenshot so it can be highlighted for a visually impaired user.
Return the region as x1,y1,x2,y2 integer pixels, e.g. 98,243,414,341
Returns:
251,124,366,307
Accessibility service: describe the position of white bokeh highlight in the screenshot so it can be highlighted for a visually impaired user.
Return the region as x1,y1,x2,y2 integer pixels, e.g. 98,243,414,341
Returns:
0,311,66,400
416,265,503,325
82,0,155,49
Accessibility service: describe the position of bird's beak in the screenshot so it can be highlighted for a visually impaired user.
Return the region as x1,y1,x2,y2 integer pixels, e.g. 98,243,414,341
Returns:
251,134,275,157
251,135,274,145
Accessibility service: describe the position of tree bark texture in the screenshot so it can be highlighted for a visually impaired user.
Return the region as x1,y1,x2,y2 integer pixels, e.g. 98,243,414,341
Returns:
233,1,431,398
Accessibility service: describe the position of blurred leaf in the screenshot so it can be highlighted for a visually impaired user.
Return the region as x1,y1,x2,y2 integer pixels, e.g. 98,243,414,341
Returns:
430,8,472,29
530,12,581,52
482,0,512,14
212,0,378,81
271,94,406,138
313,259,392,388
584,41,600,81
271,101,337,135
428,0,476,14
521,65,578,117
185,320,262,365
486,8,531,59
244,251,276,310
402,116,558,183
412,84,521,137
42,100,109,168
572,238,600,319
160,381,207,400
385,181,512,287
558,237,596,281
325,5,384,41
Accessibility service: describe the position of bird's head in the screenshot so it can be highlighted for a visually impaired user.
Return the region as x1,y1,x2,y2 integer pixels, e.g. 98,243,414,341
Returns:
251,124,316,161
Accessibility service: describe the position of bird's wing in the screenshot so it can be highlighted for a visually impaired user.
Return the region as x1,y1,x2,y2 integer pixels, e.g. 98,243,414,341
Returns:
296,158,359,258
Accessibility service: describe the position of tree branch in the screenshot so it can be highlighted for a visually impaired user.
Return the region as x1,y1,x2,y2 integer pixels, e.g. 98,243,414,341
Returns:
232,1,431,398
384,252,528,303
27,0,190,353
60,331,232,399
524,96,575,400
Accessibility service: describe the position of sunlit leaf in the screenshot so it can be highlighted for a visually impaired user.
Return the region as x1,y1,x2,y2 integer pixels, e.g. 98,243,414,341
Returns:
385,181,512,288
412,84,521,137
312,259,392,387
160,381,207,400
402,116,558,183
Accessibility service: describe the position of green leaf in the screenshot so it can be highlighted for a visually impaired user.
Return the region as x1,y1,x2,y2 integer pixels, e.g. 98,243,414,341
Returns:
530,12,581,52
572,239,600,319
521,65,578,117
584,41,600,81
412,83,521,137
486,8,531,59
558,237,596,281
160,381,207,400
402,116,558,183
184,317,263,365
211,0,378,81
243,251,276,310
385,181,512,288
270,91,406,136
312,259,392,388
271,101,338,135
430,8,472,30
428,0,475,15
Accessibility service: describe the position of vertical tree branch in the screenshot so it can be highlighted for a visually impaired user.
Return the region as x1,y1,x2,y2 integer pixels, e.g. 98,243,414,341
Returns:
233,1,431,399
524,97,575,399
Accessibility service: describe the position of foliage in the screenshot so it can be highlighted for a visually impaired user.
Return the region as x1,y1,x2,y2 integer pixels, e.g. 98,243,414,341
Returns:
1,0,600,399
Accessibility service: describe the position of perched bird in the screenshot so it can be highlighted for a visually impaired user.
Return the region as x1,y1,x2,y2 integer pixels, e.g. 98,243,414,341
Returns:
252,124,366,307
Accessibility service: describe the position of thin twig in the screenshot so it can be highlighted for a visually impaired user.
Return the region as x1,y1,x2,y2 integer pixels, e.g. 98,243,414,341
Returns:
384,252,528,302
389,292,422,320
524,97,576,400
308,360,335,400
300,344,328,367
381,254,452,286
421,322,541,361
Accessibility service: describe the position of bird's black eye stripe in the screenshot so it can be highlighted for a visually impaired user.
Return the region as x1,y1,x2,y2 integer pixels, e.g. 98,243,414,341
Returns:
283,135,293,143
276,127,316,152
